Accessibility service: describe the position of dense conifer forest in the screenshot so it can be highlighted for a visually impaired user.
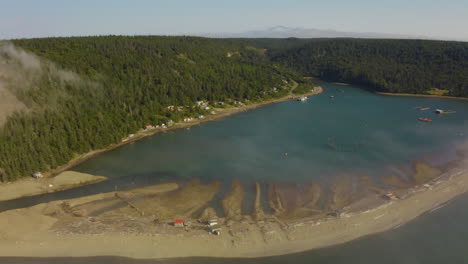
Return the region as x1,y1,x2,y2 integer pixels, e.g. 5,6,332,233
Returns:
254,38,468,96
0,36,467,181
0,36,297,181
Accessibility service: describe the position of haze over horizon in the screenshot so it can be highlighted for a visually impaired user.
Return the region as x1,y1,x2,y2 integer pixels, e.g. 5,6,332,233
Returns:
1,0,467,41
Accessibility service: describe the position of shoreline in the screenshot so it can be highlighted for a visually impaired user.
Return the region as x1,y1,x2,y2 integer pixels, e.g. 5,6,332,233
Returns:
376,91,468,101
0,85,323,199
0,160,467,259
0,171,107,202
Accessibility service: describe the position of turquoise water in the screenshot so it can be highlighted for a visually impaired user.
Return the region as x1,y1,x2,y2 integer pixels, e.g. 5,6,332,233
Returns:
1,83,468,212
74,83,468,184
1,83,468,262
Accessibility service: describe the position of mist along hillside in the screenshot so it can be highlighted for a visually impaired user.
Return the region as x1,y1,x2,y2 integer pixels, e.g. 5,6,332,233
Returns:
0,36,300,181
1,36,467,182
247,38,468,96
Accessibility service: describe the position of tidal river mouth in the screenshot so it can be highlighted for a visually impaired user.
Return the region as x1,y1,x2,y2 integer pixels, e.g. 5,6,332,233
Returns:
1,82,468,214
71,82,468,213
1,83,468,261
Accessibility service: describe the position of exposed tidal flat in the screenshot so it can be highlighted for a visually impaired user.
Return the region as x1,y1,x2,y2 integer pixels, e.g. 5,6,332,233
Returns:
1,83,468,260
4,191,468,264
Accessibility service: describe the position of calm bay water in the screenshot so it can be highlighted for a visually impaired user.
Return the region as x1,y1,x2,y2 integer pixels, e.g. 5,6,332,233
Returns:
2,83,468,262
1,83,468,211
74,83,468,184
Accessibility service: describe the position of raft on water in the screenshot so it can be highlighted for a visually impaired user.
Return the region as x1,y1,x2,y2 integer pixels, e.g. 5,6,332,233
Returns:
418,117,433,122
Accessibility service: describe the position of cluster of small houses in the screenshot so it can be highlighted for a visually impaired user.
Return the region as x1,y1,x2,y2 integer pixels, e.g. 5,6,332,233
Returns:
137,100,248,134
119,98,255,143
173,218,221,235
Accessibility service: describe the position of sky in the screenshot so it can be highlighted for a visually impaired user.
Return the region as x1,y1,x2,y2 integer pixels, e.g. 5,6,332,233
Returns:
0,0,467,40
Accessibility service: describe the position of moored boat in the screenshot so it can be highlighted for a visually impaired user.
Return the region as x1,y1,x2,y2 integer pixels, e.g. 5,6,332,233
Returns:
418,117,433,122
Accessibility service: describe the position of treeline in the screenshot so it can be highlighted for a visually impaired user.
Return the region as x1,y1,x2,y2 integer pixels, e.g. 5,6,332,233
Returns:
0,36,297,181
2,36,467,182
255,38,468,96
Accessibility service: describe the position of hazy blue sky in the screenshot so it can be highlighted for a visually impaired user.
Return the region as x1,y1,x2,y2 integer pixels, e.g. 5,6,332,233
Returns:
1,0,467,39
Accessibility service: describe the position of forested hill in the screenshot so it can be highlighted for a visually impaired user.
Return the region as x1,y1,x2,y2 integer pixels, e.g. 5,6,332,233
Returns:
1,36,468,182
0,36,298,181
259,38,468,97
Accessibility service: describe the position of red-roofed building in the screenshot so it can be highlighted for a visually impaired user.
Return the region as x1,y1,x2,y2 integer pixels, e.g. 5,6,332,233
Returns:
174,219,184,227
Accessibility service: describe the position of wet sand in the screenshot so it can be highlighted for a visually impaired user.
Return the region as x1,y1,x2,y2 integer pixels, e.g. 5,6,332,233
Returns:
1,159,467,259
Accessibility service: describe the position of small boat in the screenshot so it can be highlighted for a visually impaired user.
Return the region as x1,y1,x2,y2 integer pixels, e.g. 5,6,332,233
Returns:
418,117,433,122
416,107,430,110
435,109,445,114
329,95,335,99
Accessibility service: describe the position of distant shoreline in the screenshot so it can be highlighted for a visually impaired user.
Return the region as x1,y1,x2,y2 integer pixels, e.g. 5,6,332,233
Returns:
376,92,468,101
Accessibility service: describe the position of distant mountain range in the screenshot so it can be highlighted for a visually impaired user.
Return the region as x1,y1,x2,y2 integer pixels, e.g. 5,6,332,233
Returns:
198,26,467,41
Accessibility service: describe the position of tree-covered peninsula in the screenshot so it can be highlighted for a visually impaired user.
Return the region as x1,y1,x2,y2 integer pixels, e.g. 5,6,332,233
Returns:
261,38,468,96
0,36,299,181
1,36,467,182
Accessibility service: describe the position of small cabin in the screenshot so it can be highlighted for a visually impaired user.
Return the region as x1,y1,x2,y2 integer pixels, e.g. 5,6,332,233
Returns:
208,219,218,226
174,219,185,227
32,172,43,179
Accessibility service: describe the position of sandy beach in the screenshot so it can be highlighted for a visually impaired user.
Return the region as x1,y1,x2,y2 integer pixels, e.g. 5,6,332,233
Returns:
2,83,468,259
0,158,467,259
0,171,107,202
